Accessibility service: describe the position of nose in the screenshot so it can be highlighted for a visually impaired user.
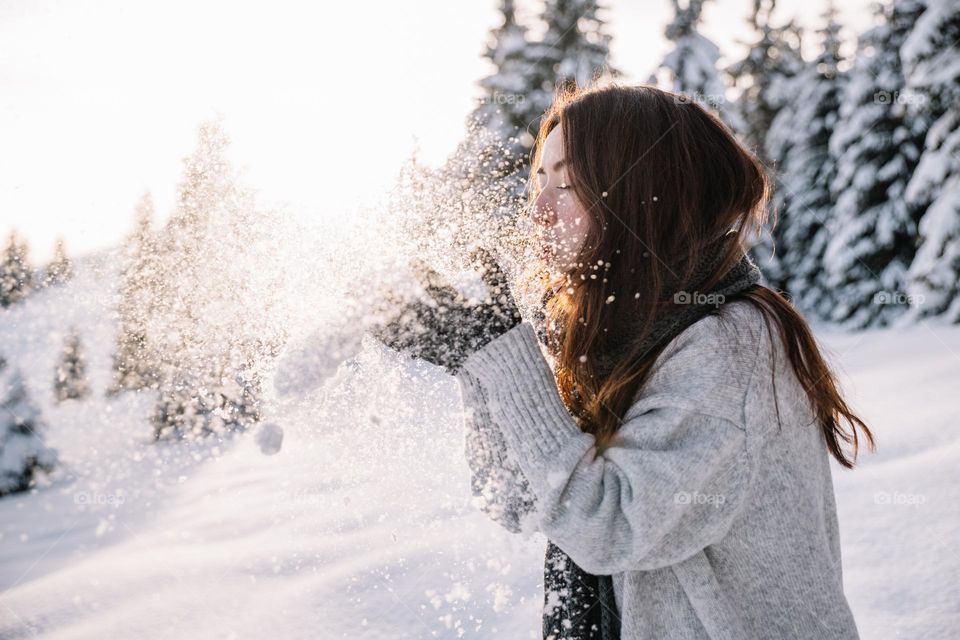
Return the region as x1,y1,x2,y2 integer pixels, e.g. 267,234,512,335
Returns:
530,194,555,228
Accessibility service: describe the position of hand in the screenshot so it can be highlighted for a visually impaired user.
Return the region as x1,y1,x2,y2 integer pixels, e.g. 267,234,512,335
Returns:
465,246,524,351
369,248,522,373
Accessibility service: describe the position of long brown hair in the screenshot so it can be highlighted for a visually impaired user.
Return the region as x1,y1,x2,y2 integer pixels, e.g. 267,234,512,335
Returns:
525,83,874,468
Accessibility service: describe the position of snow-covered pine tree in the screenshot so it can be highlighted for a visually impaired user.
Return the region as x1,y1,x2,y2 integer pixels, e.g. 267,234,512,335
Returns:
727,2,805,274
221,365,264,432
0,231,33,308
462,0,535,215
149,119,283,441
474,0,617,156
54,330,91,402
659,0,744,133
372,1,619,331
44,238,73,287
152,363,263,441
0,359,58,497
823,0,928,328
540,0,616,91
452,0,615,267
474,0,549,153
109,192,163,394
727,0,806,162
761,5,846,318
901,0,960,321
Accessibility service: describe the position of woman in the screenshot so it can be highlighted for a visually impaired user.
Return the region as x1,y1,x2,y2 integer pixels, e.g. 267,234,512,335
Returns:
377,83,874,639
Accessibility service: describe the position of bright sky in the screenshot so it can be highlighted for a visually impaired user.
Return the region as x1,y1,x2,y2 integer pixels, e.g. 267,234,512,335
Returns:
1,0,874,262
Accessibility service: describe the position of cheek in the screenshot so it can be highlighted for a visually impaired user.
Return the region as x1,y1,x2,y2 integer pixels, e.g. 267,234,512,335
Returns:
554,193,576,221
556,199,589,238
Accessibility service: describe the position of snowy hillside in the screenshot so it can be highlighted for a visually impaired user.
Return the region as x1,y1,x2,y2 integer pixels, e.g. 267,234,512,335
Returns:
0,256,957,639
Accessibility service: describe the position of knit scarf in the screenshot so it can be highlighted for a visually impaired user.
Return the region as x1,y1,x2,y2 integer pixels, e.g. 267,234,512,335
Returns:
533,234,763,640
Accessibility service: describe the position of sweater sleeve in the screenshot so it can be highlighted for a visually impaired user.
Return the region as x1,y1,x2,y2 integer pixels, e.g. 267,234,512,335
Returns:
458,369,540,534
454,321,758,575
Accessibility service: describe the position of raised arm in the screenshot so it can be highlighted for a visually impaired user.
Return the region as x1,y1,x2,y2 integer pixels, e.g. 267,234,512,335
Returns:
454,315,767,574
459,367,539,534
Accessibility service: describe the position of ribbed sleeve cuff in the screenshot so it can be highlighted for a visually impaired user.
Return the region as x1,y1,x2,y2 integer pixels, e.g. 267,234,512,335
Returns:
455,322,595,497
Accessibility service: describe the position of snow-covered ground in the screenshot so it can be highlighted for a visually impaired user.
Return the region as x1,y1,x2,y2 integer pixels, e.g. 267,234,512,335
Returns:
0,258,957,639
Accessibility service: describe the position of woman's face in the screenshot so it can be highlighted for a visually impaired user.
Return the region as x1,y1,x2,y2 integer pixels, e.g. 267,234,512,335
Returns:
532,125,591,270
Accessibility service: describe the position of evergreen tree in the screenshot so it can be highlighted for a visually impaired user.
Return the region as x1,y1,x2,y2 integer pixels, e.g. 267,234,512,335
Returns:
109,192,163,394
152,363,263,441
54,330,91,402
222,366,264,432
823,0,928,327
148,119,282,441
761,5,846,319
540,0,616,90
474,0,616,156
0,359,58,497
901,0,960,321
44,238,73,287
659,0,744,132
474,0,550,152
0,232,33,308
457,0,617,263
727,0,806,162
463,0,535,213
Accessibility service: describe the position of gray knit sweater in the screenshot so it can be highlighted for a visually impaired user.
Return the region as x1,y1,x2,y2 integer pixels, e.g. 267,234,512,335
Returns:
455,299,861,639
